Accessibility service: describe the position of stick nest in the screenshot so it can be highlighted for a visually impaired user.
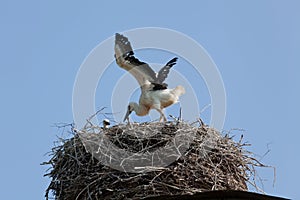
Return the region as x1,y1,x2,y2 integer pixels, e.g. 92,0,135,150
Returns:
43,120,266,200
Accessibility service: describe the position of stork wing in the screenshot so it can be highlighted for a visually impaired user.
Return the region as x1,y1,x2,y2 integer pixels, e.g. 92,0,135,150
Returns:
156,57,178,84
114,33,157,88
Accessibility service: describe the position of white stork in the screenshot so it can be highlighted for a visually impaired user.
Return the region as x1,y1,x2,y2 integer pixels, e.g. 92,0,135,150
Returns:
114,33,185,122
102,119,110,129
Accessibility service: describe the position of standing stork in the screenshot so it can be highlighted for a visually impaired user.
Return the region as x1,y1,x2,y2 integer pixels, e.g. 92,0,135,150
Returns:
114,33,185,122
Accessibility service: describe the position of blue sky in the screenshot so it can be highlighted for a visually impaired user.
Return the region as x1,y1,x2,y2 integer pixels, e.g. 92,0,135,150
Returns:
1,1,299,199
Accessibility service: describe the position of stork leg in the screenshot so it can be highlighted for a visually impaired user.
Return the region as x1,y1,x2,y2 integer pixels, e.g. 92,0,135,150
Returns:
154,107,167,122
160,113,167,122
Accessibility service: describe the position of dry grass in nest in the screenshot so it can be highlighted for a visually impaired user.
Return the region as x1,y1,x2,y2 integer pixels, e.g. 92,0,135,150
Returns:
42,120,269,200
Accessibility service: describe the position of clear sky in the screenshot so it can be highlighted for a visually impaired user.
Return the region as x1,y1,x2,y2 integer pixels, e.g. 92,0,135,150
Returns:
0,1,299,199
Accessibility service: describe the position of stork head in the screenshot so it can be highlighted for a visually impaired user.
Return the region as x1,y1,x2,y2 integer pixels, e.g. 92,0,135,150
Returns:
123,102,135,122
102,119,110,129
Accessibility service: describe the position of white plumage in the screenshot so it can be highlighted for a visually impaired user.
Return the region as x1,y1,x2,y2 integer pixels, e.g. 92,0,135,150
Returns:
114,33,185,122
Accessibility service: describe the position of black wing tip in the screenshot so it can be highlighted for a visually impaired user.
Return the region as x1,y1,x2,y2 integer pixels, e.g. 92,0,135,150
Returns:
115,33,134,57
166,57,178,66
115,33,127,41
169,57,178,62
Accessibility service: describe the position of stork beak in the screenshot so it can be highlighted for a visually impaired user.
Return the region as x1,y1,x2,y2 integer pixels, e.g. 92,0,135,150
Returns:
123,108,132,122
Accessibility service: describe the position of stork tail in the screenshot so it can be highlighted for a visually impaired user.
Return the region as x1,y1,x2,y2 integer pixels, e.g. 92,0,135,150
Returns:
172,85,185,97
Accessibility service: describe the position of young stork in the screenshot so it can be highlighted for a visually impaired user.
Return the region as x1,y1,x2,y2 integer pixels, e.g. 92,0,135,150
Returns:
114,33,185,122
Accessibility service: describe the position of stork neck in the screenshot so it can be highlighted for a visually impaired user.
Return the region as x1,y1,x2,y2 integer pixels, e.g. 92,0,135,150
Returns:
131,102,149,116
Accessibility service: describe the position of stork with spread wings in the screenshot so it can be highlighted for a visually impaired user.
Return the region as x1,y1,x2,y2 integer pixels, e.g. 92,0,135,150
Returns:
114,33,185,122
